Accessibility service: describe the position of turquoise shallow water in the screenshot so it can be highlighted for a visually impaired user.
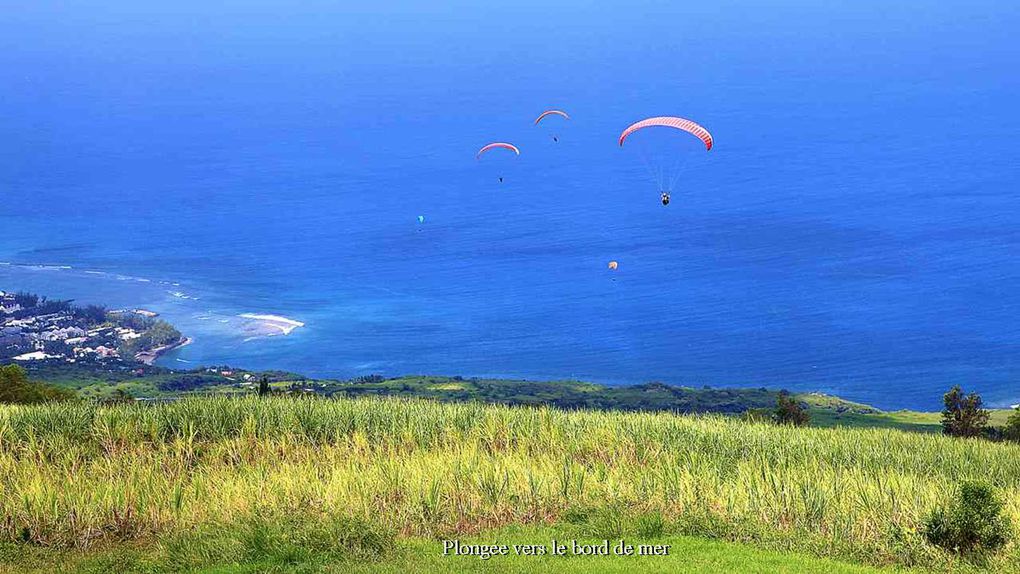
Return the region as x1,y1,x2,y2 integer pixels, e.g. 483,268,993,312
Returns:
2,0,1019,410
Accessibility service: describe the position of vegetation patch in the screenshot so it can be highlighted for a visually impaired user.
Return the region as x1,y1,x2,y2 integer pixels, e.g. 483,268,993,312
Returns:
925,482,1012,558
0,397,1018,571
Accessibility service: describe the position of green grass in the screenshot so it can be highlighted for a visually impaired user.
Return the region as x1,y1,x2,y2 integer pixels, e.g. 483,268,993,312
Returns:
1,525,911,573
1,396,1017,572
808,408,1014,434
807,410,942,432
358,528,907,574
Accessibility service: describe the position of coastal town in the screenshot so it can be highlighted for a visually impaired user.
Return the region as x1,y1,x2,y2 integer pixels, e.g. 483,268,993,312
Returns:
0,290,187,366
0,289,324,399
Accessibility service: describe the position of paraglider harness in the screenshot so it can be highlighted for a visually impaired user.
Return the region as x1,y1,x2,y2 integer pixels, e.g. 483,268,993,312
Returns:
660,192,670,206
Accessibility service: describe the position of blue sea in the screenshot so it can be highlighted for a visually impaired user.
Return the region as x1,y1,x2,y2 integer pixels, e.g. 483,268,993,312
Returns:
2,0,1018,410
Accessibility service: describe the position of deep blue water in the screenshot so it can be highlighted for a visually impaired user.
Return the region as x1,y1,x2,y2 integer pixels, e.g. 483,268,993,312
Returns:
2,0,1019,410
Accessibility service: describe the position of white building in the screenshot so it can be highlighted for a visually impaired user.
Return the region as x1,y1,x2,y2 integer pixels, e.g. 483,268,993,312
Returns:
12,351,55,361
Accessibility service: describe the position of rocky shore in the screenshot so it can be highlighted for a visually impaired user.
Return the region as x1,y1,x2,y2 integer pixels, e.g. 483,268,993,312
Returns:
136,336,192,365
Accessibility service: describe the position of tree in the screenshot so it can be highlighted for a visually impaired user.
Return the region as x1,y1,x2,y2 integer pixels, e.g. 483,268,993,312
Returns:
1003,407,1020,443
75,304,109,326
0,365,75,404
143,320,182,347
941,385,989,438
12,292,38,308
101,387,135,405
774,391,810,426
258,375,271,397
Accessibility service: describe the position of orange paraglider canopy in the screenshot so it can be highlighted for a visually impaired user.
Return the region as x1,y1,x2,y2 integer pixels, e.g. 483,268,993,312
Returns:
476,142,521,159
534,110,570,125
608,261,619,270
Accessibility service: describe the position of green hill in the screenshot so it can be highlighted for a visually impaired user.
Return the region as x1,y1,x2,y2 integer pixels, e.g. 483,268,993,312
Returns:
15,360,1017,437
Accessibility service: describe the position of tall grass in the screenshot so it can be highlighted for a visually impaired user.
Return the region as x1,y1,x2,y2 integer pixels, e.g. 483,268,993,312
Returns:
1,396,1018,569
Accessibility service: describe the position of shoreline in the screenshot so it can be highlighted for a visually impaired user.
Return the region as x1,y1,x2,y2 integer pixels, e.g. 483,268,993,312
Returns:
3,282,1015,412
136,336,192,366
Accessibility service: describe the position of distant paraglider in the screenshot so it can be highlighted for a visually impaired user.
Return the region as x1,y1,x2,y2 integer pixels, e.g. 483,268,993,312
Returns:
618,116,713,205
417,215,425,224
608,261,618,270
534,110,569,124
534,110,570,142
476,142,521,158
476,142,520,183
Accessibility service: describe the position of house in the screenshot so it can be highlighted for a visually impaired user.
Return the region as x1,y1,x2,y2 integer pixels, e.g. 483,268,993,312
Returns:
93,346,119,358
116,328,141,340
12,351,55,361
39,327,87,341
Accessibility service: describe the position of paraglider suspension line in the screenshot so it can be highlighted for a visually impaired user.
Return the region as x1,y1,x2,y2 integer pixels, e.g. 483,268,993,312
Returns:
665,152,690,192
637,145,664,192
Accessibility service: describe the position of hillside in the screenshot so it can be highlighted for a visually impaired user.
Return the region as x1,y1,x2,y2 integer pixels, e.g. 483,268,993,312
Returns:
1,396,1018,572
9,356,1018,438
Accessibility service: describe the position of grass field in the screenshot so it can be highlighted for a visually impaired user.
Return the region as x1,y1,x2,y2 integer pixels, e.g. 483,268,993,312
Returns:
3,525,910,573
814,410,1014,434
1,396,1017,572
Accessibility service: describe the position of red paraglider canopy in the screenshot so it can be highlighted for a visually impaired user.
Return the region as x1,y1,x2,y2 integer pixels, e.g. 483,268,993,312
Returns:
534,110,570,125
618,117,713,150
476,142,521,159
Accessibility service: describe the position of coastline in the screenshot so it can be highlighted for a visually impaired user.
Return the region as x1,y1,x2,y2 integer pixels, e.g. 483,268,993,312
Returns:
136,336,192,366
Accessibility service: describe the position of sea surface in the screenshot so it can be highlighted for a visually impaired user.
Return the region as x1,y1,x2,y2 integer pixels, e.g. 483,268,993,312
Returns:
2,0,1019,410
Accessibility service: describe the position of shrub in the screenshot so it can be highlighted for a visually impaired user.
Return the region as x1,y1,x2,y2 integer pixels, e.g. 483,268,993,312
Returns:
924,481,1011,556
0,365,76,404
941,385,989,438
1004,407,1020,443
774,391,810,426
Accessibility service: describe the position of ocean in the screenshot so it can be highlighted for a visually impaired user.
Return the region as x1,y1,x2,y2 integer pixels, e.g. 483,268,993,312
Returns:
2,0,1018,410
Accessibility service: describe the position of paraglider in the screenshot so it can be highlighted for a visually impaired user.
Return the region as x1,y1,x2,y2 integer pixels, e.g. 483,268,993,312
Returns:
618,116,713,205
608,261,619,270
534,110,569,124
417,215,425,224
618,116,713,150
476,142,521,158
476,142,520,183
534,110,570,142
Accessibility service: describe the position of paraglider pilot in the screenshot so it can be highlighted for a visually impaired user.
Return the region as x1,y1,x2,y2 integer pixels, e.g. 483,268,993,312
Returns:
661,192,670,206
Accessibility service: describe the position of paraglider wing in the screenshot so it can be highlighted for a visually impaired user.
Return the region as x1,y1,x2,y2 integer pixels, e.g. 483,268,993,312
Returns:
618,117,713,150
476,142,521,159
534,110,570,125
608,261,619,270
